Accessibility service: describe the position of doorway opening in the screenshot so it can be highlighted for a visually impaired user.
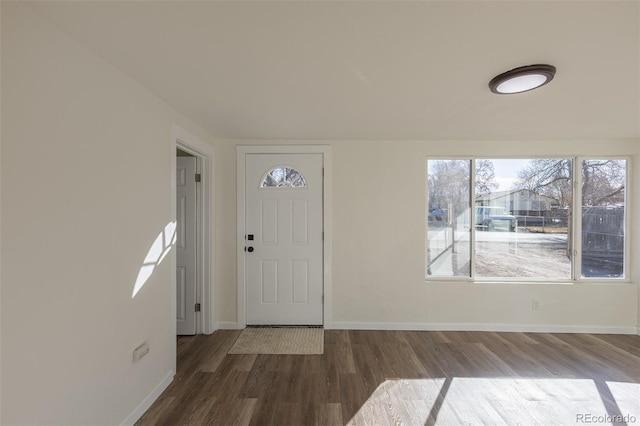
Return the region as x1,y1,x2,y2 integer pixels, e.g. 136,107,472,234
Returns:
172,129,214,337
176,149,199,335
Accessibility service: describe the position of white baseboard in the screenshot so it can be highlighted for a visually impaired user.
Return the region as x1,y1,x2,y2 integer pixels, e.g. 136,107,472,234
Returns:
331,322,637,335
120,370,174,426
215,321,241,330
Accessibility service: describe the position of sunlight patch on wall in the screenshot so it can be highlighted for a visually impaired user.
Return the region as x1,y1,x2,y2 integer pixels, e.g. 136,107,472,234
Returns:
132,222,177,298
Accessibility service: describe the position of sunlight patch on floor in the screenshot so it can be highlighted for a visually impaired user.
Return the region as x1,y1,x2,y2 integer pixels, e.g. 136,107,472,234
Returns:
606,381,640,421
348,378,639,425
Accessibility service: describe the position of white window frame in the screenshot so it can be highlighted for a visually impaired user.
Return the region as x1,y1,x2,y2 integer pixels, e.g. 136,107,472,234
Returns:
426,156,632,284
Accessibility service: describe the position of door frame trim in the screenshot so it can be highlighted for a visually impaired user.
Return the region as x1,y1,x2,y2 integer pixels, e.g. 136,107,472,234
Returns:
236,145,333,329
171,125,215,336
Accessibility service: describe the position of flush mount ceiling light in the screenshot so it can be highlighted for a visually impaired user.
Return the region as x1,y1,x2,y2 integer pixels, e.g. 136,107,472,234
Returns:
489,64,556,94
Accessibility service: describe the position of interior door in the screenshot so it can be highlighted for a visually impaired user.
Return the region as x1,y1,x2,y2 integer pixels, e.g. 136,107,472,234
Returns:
245,153,323,325
176,156,197,335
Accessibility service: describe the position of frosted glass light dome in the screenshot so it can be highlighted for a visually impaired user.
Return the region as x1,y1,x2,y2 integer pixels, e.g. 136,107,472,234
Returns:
489,64,556,94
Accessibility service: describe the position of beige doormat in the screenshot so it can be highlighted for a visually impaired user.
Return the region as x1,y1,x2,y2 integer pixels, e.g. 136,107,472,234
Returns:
228,327,324,355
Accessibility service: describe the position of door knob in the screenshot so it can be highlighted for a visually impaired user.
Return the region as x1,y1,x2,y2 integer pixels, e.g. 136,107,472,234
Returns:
245,246,254,253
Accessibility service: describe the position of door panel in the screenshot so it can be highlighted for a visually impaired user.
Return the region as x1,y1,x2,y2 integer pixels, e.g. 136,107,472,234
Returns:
292,200,308,243
246,154,323,325
292,260,309,303
261,199,278,243
176,156,197,335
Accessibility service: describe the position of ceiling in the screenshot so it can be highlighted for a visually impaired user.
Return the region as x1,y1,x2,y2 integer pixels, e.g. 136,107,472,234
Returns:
26,1,640,141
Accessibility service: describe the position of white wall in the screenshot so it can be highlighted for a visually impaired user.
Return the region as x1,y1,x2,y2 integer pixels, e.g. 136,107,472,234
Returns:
635,148,640,333
1,3,213,424
0,3,3,419
1,2,637,423
220,139,639,332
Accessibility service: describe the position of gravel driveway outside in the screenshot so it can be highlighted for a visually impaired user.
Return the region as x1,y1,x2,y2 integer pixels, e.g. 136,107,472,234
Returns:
428,227,572,279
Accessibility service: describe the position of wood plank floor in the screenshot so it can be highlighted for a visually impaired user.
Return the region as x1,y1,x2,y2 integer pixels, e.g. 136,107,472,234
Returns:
136,330,640,425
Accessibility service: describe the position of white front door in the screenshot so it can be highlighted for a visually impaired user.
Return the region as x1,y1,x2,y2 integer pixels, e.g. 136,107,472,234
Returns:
245,153,323,325
176,156,197,335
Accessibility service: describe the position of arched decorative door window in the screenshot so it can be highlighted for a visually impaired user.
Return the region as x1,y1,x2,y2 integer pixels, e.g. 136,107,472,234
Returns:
260,166,307,188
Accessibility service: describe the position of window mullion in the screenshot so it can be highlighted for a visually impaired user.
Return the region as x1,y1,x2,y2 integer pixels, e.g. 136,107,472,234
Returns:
624,159,630,280
470,158,476,279
573,157,582,281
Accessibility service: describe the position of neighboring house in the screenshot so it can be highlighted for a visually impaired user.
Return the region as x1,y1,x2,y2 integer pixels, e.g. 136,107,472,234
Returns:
476,189,558,217
476,189,565,227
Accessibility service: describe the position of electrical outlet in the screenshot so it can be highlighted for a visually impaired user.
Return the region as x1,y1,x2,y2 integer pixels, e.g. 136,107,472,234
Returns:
133,342,149,362
532,299,541,311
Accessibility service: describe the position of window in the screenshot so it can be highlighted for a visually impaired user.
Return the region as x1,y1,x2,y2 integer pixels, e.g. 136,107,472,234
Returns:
427,158,628,281
475,159,573,280
581,159,626,278
261,166,307,188
427,160,471,277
